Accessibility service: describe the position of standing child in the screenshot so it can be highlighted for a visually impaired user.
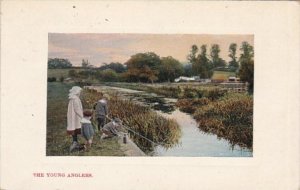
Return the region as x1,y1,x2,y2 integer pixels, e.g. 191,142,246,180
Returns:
67,86,83,152
94,95,109,132
81,110,95,150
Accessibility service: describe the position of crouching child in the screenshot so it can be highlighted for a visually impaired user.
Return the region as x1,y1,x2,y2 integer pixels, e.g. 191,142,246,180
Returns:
101,118,124,139
81,110,95,150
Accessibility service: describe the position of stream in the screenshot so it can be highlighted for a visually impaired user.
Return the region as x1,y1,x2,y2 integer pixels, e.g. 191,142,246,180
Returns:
91,85,253,157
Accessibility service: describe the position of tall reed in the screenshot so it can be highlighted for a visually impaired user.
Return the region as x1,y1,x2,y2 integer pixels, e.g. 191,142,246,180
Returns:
194,93,253,148
81,88,181,152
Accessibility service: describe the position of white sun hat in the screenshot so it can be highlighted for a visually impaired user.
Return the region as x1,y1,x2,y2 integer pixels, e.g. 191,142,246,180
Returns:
68,86,82,98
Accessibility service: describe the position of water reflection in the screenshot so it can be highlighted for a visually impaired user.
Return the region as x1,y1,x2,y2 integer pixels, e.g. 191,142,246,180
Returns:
154,109,252,157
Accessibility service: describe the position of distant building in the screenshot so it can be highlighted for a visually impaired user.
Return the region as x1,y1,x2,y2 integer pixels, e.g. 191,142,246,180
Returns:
174,76,196,82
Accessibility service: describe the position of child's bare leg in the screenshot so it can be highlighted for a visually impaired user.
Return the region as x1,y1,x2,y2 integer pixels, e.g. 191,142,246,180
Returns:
88,139,93,147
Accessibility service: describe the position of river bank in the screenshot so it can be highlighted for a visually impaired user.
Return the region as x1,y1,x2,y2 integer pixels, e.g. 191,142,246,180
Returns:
102,82,253,150
90,85,252,156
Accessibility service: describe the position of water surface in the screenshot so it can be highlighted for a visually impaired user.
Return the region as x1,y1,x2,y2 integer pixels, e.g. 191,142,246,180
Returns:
91,85,252,157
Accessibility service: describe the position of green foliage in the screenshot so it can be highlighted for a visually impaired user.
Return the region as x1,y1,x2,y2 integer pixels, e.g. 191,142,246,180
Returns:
125,52,161,83
197,45,214,78
97,69,118,82
228,43,239,70
193,93,253,148
48,58,72,69
68,69,78,78
203,88,227,101
187,44,213,78
47,77,57,82
187,45,198,66
238,42,254,93
99,62,126,73
59,76,64,82
210,44,227,68
183,63,193,77
159,56,184,82
182,87,198,98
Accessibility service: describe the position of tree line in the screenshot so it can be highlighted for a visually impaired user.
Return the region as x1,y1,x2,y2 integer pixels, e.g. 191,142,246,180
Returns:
48,41,253,91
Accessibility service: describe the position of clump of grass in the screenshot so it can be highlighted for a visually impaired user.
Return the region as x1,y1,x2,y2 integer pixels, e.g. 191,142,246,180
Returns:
81,88,181,152
110,96,181,152
193,93,253,148
149,86,182,98
176,98,211,113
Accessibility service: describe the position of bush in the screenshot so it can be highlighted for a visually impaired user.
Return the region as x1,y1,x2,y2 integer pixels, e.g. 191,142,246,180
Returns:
47,77,57,82
182,87,198,98
59,76,64,82
203,88,227,100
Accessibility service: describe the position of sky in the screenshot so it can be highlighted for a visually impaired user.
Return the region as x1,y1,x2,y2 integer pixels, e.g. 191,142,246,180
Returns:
48,33,253,67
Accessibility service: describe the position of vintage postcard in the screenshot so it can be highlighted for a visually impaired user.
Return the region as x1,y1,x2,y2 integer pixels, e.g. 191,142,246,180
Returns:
1,1,299,190
47,33,254,157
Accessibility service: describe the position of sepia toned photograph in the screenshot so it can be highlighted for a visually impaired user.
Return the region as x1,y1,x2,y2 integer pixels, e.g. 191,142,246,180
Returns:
47,33,254,157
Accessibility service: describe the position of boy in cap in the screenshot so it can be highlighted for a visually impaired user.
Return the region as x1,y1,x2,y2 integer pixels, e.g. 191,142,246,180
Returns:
94,95,109,132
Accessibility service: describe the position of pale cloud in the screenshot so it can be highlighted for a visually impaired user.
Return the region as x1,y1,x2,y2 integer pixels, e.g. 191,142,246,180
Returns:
48,33,253,66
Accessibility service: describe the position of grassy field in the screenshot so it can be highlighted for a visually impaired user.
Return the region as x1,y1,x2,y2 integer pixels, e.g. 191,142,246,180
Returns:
47,68,86,78
46,82,125,156
211,71,236,81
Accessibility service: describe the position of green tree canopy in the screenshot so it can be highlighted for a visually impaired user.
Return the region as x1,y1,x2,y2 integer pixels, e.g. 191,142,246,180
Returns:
197,45,213,78
159,56,184,82
238,41,254,93
124,52,161,83
187,44,213,78
228,43,239,70
210,44,226,68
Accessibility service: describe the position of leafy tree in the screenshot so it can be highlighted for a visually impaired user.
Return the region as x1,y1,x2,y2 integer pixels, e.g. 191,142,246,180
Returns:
187,45,213,78
159,56,184,82
197,45,213,78
48,58,72,69
124,52,161,83
187,45,200,75
238,41,254,93
228,43,239,70
210,44,226,68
